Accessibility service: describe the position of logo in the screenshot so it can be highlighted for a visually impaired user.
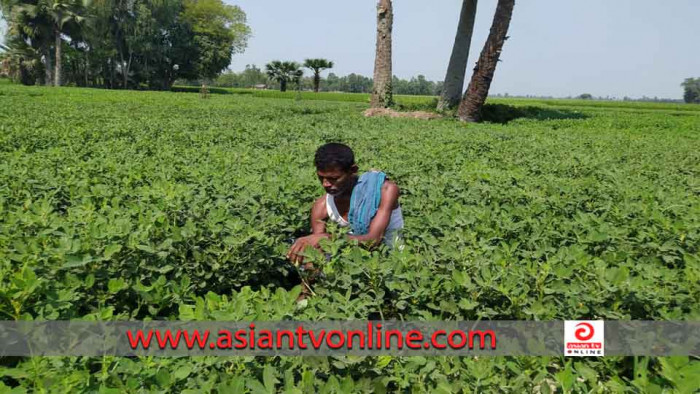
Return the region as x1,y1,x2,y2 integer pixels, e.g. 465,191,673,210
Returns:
564,320,604,356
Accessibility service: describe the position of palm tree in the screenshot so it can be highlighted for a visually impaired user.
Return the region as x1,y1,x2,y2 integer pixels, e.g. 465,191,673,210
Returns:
265,60,302,92
3,0,55,85
13,0,89,86
437,0,478,111
370,0,393,108
0,37,41,84
458,0,515,122
303,58,333,93
48,0,90,86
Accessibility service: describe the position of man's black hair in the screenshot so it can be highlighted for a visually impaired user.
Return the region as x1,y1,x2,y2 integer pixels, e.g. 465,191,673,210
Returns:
314,143,355,171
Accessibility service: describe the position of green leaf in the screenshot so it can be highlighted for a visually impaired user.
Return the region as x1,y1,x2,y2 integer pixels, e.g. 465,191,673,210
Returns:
555,361,574,392
173,366,192,381
107,278,126,293
263,364,278,392
136,244,157,254
574,362,597,382
103,243,122,259
221,378,246,394
246,378,270,394
452,270,472,287
63,254,92,268
458,299,479,311
375,356,392,369
85,274,95,288
340,376,354,393
155,369,170,387
434,382,453,394
179,304,195,321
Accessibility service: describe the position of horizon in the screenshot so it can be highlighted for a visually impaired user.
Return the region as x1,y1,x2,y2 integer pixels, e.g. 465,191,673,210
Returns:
3,1,700,100
227,0,700,101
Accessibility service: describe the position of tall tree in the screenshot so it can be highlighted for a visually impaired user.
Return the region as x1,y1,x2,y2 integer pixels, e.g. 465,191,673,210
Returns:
147,0,196,89
182,0,250,84
107,0,149,89
0,36,41,84
3,0,56,85
458,0,515,122
437,0,478,111
42,0,89,86
681,78,700,104
214,64,266,88
265,60,302,92
303,58,333,93
1,0,250,89
370,0,392,108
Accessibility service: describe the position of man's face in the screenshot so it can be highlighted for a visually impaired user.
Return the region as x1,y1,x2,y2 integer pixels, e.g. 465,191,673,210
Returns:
317,166,356,196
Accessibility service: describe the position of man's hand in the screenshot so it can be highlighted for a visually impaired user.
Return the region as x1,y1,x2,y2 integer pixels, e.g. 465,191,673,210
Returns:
286,233,330,265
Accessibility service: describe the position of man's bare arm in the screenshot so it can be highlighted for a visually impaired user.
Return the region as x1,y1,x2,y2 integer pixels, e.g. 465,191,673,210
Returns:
310,196,328,235
287,196,329,264
347,181,399,246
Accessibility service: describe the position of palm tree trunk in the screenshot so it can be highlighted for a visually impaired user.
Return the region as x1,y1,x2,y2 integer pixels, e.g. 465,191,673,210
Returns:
110,58,116,89
370,0,393,108
105,59,111,88
314,71,320,93
123,52,133,89
280,79,287,92
84,52,89,87
54,28,62,87
438,0,478,111
458,0,514,122
44,48,53,86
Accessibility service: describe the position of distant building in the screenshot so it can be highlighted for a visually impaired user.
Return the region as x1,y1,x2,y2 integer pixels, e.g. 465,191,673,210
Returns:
253,84,267,90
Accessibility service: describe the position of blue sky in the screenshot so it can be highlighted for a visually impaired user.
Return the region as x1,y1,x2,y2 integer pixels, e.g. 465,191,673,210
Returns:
228,0,700,99
2,1,698,98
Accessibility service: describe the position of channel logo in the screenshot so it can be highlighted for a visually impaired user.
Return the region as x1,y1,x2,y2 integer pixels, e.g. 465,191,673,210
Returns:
564,321,604,357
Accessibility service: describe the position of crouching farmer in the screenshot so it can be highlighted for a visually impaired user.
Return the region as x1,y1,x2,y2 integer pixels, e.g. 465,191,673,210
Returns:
286,143,404,296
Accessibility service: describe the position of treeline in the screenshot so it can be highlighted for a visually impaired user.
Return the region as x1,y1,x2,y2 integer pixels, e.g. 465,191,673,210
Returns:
183,65,444,96
682,78,700,104
0,0,250,89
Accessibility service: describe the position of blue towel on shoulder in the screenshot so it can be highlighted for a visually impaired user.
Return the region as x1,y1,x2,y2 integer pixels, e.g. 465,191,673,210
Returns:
348,171,386,235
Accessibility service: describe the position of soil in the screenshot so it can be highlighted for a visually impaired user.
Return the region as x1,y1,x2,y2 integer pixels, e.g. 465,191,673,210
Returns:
363,108,443,120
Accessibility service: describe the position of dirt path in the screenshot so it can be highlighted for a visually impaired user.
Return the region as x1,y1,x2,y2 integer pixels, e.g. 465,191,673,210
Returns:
363,108,443,120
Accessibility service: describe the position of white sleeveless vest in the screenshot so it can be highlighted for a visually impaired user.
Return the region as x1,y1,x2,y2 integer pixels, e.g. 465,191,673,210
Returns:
325,193,404,248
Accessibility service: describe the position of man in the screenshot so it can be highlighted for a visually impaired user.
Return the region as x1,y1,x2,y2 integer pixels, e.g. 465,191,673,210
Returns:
286,143,404,266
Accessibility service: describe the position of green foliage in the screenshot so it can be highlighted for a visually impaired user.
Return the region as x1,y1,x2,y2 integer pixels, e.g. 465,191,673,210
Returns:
0,83,699,391
325,72,373,93
169,86,700,114
392,74,441,96
172,86,442,110
178,70,447,97
182,0,250,81
303,58,334,72
212,64,267,88
0,35,42,85
681,77,700,104
265,60,303,92
1,0,52,85
5,0,91,86
1,0,250,88
303,58,333,92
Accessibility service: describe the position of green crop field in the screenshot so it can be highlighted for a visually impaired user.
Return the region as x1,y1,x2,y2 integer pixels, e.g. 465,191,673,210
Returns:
0,81,699,392
172,85,437,108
